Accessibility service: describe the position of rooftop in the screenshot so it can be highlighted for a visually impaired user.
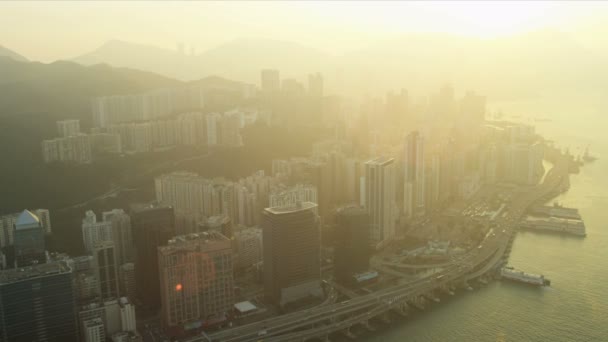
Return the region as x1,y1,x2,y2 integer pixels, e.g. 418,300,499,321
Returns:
0,261,71,285
265,201,317,215
15,209,40,229
365,156,394,166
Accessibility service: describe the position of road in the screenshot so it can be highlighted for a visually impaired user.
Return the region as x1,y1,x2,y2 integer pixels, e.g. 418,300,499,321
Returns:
189,156,570,342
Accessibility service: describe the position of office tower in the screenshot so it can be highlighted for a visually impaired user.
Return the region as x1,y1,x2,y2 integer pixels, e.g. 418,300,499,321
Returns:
334,206,371,284
503,142,544,185
403,131,425,218
13,209,46,267
158,232,234,334
269,184,318,210
102,209,133,265
262,202,322,307
131,205,175,309
260,69,280,92
0,261,78,341
93,241,120,301
83,318,105,342
308,72,324,97
0,209,51,249
233,227,263,270
57,119,81,137
365,157,396,248
460,91,487,123
82,210,113,254
119,263,136,302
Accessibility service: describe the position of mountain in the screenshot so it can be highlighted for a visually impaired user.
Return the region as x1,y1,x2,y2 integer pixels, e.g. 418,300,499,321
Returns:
0,57,181,123
0,57,183,216
73,39,196,81
0,45,27,62
72,38,331,83
70,31,608,100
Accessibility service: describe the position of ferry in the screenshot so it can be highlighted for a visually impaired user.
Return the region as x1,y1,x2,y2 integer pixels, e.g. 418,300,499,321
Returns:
521,216,586,237
583,145,597,163
501,267,550,286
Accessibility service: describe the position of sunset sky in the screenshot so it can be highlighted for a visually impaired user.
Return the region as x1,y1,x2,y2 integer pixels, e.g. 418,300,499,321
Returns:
2,1,608,62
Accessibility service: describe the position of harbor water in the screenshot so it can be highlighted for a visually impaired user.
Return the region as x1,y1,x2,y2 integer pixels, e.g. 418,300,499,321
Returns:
367,93,608,341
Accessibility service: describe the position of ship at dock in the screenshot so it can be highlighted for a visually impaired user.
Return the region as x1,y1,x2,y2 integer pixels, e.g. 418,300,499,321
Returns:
583,145,597,163
520,216,586,236
500,267,551,286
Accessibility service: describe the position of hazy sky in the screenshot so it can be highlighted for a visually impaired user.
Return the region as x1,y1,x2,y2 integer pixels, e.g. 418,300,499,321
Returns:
2,1,608,62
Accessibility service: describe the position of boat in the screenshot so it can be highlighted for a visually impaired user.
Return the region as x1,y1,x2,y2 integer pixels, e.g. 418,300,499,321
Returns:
583,145,597,163
501,267,550,286
521,216,586,236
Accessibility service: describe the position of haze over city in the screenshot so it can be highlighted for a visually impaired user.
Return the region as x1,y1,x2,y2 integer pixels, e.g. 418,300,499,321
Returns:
0,1,606,342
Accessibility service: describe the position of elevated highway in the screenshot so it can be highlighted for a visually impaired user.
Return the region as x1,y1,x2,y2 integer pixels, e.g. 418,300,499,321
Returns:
191,157,570,342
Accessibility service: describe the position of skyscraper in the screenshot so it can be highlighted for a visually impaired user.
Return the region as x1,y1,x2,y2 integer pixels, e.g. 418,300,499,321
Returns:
131,204,175,309
334,206,370,284
158,232,234,335
308,72,324,97
260,69,280,93
403,131,425,218
93,241,120,301
13,209,46,267
262,202,321,307
0,261,78,341
102,209,133,265
365,157,396,248
81,210,113,254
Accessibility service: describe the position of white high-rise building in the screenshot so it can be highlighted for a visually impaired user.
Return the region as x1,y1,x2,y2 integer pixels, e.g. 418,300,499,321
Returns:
41,134,92,163
83,318,105,342
57,119,81,137
102,209,132,265
81,211,113,254
119,297,137,332
365,157,396,248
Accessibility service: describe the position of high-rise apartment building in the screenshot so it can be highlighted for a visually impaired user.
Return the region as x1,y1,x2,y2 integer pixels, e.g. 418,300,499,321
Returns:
82,210,113,254
41,133,92,164
262,202,322,307
93,241,120,301
308,72,324,97
158,232,234,334
102,209,133,265
82,318,105,342
403,131,425,218
365,157,396,248
233,227,263,270
57,119,81,137
261,69,280,93
119,263,136,302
